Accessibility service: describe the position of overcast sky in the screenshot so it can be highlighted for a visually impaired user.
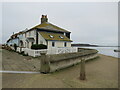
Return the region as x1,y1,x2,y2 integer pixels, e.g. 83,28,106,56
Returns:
1,2,118,46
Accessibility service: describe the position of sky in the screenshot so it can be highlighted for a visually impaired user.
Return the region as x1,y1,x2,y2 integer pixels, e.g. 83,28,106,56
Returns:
1,2,118,46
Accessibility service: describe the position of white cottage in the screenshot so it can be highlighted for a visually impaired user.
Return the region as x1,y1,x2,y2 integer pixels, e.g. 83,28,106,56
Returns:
7,15,77,56
25,15,72,49
7,15,72,49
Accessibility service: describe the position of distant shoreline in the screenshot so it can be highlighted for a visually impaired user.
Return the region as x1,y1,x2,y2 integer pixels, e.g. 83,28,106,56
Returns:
71,44,119,47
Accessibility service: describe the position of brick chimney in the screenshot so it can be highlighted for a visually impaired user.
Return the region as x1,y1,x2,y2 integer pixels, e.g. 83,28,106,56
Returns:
41,15,48,23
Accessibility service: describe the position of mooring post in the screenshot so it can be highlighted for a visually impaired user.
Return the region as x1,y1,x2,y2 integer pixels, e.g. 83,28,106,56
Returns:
40,51,50,74
80,58,86,80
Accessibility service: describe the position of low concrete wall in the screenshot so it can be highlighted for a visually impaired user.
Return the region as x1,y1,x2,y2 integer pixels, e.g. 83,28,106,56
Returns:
49,53,97,72
39,49,98,73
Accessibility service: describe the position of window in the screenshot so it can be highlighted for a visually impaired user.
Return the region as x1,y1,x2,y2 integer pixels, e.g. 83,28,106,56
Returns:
52,42,55,47
64,42,67,47
59,36,64,39
49,35,54,38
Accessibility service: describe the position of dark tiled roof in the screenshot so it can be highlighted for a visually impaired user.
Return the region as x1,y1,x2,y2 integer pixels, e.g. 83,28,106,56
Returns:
39,32,72,42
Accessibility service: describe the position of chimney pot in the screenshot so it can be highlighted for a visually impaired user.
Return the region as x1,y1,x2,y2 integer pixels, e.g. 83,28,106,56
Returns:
41,15,48,24
45,15,47,18
42,15,44,18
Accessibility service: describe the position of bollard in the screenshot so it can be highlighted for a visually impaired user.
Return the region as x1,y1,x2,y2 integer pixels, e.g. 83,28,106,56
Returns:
80,58,86,80
40,52,50,74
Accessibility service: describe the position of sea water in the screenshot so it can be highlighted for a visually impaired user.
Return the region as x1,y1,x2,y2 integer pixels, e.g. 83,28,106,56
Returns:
77,47,119,58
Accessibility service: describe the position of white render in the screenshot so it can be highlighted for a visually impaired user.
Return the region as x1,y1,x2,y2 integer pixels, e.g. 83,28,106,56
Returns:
7,29,72,49
38,33,47,45
19,30,36,48
47,41,71,49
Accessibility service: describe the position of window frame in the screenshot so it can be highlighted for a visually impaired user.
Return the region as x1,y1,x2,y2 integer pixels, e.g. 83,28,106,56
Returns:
52,42,55,47
64,42,67,47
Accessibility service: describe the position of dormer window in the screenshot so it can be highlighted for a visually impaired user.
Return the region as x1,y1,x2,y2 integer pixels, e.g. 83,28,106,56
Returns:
49,35,54,38
59,36,64,39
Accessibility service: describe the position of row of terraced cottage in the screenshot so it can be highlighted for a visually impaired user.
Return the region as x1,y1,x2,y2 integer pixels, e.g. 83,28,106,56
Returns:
6,15,77,57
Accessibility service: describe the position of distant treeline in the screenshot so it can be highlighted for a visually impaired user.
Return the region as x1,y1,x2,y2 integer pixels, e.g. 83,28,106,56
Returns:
71,44,119,47
71,44,98,47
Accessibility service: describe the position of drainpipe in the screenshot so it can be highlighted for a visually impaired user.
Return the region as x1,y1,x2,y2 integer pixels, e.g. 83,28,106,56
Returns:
36,29,38,44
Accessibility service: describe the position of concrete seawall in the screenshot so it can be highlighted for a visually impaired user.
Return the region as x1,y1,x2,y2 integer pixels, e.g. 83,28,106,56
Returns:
40,48,98,73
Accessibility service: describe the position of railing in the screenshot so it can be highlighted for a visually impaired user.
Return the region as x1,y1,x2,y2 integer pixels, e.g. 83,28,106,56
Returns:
47,47,78,54
24,48,47,57
10,46,78,57
10,46,24,52
24,47,78,57
57,47,77,54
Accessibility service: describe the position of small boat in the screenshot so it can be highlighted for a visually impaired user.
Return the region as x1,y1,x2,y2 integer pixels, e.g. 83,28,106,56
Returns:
114,50,120,52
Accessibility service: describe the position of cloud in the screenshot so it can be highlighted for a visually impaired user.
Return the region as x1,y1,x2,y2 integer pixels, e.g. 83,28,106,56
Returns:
2,2,118,46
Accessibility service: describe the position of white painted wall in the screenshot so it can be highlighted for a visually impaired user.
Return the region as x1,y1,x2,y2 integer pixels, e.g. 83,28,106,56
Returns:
48,41,52,49
7,29,72,50
67,42,71,47
21,30,36,48
48,41,71,49
7,40,12,46
26,30,36,38
38,33,47,45
22,33,26,47
7,38,19,46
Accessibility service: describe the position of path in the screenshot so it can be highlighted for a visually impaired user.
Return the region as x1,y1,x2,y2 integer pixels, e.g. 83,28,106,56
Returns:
1,49,118,88
2,49,40,72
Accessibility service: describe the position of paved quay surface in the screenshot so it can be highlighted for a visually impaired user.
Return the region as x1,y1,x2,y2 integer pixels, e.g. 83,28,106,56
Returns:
2,49,40,72
1,49,118,88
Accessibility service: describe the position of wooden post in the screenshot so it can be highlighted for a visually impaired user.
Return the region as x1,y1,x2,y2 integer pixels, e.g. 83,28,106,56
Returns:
80,58,86,80
40,52,50,74
20,47,22,53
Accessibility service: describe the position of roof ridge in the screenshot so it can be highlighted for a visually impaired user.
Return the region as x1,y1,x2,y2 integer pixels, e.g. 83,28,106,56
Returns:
29,22,70,33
